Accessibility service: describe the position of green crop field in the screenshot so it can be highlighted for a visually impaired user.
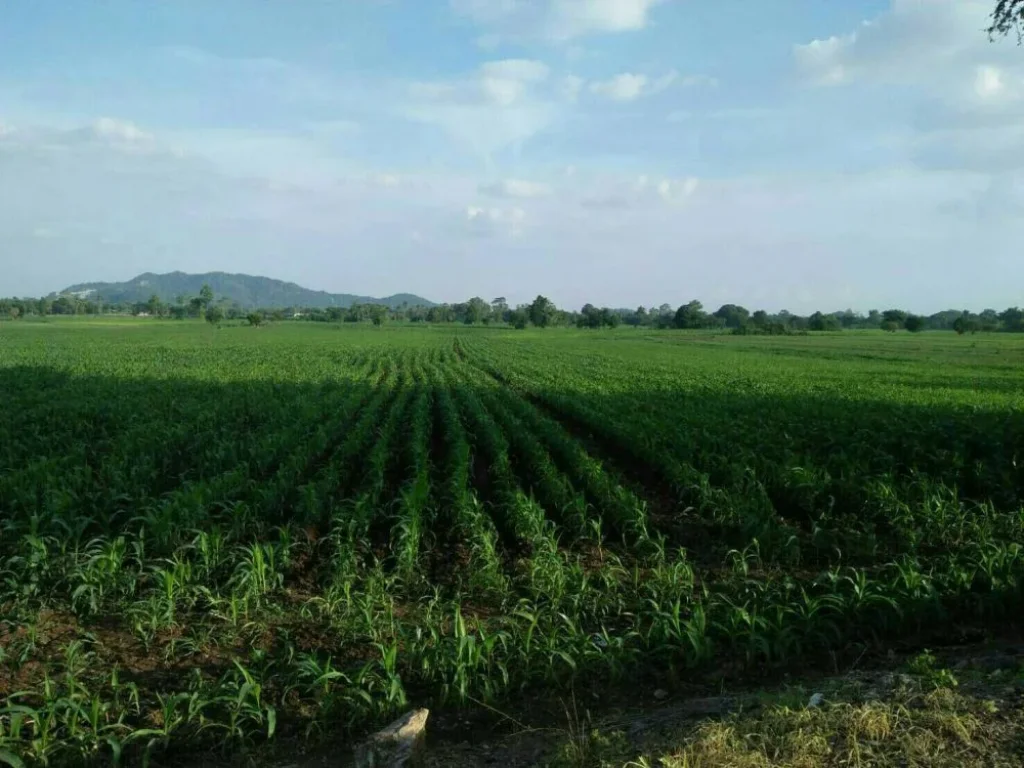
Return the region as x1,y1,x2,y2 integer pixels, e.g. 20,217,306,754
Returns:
2,319,1024,765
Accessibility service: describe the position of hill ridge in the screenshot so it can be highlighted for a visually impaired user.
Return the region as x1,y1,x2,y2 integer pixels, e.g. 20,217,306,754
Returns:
60,271,435,310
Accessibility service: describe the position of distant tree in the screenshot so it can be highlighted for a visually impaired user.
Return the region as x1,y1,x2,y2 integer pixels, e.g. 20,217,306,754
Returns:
833,309,861,329
952,311,980,335
880,320,900,333
904,314,926,333
205,305,224,325
632,306,649,326
509,307,529,330
169,305,188,320
529,295,556,328
271,309,286,322
8,306,20,320
578,303,601,329
246,312,263,327
188,296,204,318
53,296,80,315
882,309,908,326
928,310,963,331
465,297,490,325
867,309,882,327
713,304,750,329
751,309,769,328
674,300,707,329
491,297,508,323
979,308,1000,332
599,308,621,328
147,293,163,317
808,311,841,331
369,304,388,327
1000,306,1024,332
199,283,214,308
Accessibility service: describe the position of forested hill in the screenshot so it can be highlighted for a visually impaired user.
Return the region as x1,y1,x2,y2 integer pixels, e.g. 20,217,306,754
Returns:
60,271,435,309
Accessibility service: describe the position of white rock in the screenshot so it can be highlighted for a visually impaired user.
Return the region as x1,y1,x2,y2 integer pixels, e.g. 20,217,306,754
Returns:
354,708,429,768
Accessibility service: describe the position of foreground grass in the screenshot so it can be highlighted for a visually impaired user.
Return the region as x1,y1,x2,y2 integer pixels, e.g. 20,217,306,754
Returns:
422,651,1024,768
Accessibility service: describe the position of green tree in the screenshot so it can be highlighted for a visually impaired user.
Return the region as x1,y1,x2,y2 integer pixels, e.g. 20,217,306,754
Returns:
465,297,490,325
147,293,163,317
246,312,263,327
529,295,556,328
953,312,979,335
751,310,769,328
999,306,1024,332
8,306,20,320
199,283,214,308
599,308,621,328
578,303,601,329
205,304,224,325
904,314,926,333
881,320,900,333
674,300,706,329
808,311,841,331
509,307,529,329
713,304,750,329
491,296,508,323
882,309,908,326
369,305,388,326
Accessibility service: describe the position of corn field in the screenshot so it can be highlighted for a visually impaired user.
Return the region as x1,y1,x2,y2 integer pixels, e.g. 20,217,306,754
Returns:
2,320,1024,765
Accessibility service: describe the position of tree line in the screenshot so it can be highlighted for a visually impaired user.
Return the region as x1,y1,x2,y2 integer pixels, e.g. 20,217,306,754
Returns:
2,287,1023,335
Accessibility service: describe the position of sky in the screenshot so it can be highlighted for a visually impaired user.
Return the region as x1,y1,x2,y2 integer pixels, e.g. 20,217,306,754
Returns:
1,0,1022,313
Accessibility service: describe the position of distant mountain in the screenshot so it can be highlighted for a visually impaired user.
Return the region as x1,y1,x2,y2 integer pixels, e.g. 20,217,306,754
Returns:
60,272,435,309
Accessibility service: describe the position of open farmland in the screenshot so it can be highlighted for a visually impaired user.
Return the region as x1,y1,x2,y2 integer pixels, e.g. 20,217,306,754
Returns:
2,320,1024,765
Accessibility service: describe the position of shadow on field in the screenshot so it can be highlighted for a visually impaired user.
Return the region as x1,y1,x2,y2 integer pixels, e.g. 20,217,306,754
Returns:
4,363,1024,531
2,358,1022,571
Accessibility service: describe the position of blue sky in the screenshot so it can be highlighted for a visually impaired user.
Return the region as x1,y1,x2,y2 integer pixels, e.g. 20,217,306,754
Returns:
1,0,1021,312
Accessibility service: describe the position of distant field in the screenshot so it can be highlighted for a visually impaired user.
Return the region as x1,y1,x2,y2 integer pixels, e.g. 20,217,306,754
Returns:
2,319,1024,765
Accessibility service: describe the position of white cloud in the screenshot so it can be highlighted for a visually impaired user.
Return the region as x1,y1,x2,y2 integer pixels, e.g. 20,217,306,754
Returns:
588,69,695,101
450,0,667,42
793,0,1024,173
480,178,552,198
90,117,153,144
794,1,999,90
657,177,699,203
574,172,698,209
466,204,527,236
404,59,560,156
561,74,585,102
479,59,550,83
974,65,1006,99
590,73,648,101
